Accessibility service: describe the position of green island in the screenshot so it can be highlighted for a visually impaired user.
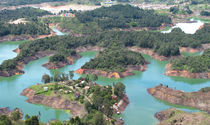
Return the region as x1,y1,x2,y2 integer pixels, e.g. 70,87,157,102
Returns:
165,48,210,79
20,72,129,125
77,46,147,78
0,22,209,77
0,2,210,125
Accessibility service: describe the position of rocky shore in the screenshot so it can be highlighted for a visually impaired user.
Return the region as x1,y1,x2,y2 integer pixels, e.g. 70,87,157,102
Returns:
179,43,210,53
0,51,55,77
165,63,210,79
75,46,105,53
0,31,55,43
42,54,81,69
155,108,210,125
21,88,87,117
0,107,23,119
147,85,210,112
75,65,147,79
127,47,182,61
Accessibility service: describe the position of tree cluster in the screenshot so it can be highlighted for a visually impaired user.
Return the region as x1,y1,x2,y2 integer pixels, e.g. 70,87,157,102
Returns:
200,11,210,16
1,24,210,71
0,19,50,37
76,4,171,29
0,7,52,22
82,45,146,72
171,49,210,73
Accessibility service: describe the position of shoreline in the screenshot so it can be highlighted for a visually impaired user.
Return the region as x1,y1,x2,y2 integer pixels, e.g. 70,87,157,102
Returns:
127,46,182,61
21,81,130,121
75,64,148,79
21,88,87,117
0,51,55,77
0,29,56,43
155,108,210,125
147,85,210,112
42,54,82,70
0,46,104,77
165,63,210,79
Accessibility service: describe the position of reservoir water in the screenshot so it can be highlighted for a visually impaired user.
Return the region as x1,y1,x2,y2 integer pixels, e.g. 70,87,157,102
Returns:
162,18,204,34
0,26,209,125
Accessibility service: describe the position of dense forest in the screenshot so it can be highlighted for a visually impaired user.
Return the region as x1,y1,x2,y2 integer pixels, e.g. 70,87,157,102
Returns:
171,49,210,73
0,0,68,6
169,6,193,15
0,23,209,72
200,10,210,16
82,46,146,72
0,7,52,21
76,4,172,29
0,7,51,37
43,5,172,34
0,18,50,37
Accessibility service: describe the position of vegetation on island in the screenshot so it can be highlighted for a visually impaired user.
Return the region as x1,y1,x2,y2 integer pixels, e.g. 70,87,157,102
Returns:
0,111,45,125
0,7,52,22
76,4,171,29
0,23,210,72
155,108,210,125
31,72,127,125
82,46,147,72
171,49,210,73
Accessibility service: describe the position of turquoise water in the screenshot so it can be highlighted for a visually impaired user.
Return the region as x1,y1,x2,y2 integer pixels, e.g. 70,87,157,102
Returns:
0,30,210,124
51,27,66,36
0,40,27,64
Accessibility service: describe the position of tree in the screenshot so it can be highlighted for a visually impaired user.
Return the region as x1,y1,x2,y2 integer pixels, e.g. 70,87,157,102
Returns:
114,82,125,99
25,114,30,120
0,115,12,125
92,74,98,82
11,111,20,121
25,116,39,125
85,101,92,113
93,112,105,125
53,71,61,82
85,75,90,82
60,73,69,81
69,70,74,80
41,74,51,83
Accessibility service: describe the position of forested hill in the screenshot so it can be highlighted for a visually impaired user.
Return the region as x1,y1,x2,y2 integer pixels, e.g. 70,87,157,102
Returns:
171,49,210,73
0,24,209,72
82,46,147,72
0,7,51,37
76,4,172,29
0,19,50,37
0,7,52,21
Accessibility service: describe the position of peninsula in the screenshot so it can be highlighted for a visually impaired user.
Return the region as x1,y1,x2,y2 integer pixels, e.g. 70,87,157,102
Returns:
165,49,210,79
147,85,210,112
21,73,129,124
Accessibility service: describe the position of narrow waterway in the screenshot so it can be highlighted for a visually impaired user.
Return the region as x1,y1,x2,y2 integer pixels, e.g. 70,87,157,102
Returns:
0,27,209,124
